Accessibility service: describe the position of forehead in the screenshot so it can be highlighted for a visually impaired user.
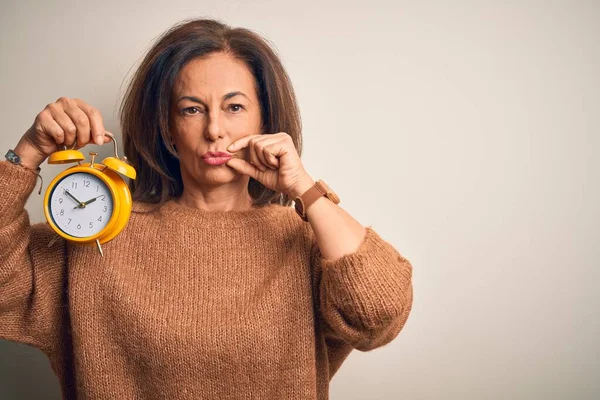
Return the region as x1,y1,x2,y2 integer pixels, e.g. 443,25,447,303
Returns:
173,52,256,96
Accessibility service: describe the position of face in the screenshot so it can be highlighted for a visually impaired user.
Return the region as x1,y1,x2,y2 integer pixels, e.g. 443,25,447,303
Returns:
170,51,263,188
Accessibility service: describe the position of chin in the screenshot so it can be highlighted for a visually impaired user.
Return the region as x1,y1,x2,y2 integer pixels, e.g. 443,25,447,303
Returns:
197,167,240,182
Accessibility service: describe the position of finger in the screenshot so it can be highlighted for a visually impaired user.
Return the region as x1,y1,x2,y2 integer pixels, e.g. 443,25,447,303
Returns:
103,132,112,143
48,103,77,146
252,136,282,170
227,134,261,152
250,151,267,172
76,99,106,145
261,139,286,169
264,148,280,169
259,143,280,170
246,137,268,172
253,139,273,171
62,101,91,148
37,111,67,145
225,157,261,179
251,135,282,170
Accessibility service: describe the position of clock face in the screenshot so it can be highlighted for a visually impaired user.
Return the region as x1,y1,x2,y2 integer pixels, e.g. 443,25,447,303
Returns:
48,172,114,238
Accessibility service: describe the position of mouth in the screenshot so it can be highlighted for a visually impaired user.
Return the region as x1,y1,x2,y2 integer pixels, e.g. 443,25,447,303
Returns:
202,156,231,166
202,152,233,166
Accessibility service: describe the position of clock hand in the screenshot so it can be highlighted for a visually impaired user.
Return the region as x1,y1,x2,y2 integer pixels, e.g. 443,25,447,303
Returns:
64,190,85,208
74,195,105,209
82,198,98,206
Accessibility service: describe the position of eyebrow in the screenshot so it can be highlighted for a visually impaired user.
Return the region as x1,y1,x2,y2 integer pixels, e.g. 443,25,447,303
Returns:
177,91,250,105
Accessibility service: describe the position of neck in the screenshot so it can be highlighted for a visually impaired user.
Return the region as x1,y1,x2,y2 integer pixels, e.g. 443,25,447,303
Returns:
176,181,254,212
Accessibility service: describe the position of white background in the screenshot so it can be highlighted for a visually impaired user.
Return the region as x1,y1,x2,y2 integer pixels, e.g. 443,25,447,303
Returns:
0,0,598,399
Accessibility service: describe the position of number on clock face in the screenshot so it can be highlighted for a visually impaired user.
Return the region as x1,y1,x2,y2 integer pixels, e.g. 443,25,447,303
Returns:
49,172,114,238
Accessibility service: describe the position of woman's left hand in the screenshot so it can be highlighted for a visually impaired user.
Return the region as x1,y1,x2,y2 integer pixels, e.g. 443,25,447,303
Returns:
225,132,313,198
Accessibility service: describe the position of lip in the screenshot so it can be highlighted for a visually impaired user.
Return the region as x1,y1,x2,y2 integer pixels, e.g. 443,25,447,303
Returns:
202,151,232,166
202,151,232,158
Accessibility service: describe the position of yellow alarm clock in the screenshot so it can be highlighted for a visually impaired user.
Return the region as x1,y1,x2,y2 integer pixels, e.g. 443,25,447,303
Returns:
43,132,136,256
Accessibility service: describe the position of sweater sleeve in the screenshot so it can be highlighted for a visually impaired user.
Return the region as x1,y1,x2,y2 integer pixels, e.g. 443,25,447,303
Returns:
0,160,67,353
310,225,413,352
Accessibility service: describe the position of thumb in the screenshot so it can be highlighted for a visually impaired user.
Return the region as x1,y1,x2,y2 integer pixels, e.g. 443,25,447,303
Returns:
102,131,114,144
226,158,260,179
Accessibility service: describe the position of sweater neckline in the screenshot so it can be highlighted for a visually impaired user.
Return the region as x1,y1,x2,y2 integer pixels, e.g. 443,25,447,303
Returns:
138,199,286,228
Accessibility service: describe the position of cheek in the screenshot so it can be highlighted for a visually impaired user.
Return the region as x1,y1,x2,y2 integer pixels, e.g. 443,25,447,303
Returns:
170,117,185,138
231,119,261,139
172,118,203,143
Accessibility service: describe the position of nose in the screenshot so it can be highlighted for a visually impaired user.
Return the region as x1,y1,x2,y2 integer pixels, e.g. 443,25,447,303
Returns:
205,109,224,141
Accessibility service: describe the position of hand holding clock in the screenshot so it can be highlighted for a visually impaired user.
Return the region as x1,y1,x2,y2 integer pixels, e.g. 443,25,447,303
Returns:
13,97,112,171
7,97,134,256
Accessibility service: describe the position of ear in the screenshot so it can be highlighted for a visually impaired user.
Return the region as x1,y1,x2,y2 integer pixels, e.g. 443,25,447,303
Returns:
167,136,178,155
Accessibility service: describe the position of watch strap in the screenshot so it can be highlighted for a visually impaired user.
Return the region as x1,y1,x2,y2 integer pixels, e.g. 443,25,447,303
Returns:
294,180,339,221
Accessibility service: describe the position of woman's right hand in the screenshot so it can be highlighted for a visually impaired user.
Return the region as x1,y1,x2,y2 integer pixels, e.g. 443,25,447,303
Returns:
14,97,111,170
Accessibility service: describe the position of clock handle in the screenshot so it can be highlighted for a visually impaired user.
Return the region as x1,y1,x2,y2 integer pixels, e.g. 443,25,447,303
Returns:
101,132,137,179
104,132,120,159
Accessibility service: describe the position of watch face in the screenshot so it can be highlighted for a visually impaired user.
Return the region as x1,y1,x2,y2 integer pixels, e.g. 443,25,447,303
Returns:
320,181,340,203
48,172,114,238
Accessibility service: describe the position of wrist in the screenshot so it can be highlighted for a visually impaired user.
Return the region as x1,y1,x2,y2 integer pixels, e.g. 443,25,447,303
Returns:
288,174,315,199
13,138,46,170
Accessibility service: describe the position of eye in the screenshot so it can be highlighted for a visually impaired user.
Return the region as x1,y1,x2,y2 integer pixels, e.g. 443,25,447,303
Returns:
228,104,245,113
182,107,202,115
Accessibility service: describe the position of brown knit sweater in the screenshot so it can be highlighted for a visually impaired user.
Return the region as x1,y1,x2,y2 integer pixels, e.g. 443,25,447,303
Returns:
0,159,413,400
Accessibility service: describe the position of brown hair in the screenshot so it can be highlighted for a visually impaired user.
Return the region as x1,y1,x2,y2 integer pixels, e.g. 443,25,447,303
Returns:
120,18,302,207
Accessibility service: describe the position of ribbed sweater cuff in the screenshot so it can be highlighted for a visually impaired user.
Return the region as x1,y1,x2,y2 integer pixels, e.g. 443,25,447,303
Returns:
0,160,39,225
317,227,413,329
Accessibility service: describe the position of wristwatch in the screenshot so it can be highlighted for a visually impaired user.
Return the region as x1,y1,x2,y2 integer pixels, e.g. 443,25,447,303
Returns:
5,149,40,172
294,179,340,221
5,148,41,172
5,149,23,165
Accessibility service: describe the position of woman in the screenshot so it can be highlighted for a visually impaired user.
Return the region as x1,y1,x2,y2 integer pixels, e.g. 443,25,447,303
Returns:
0,18,413,399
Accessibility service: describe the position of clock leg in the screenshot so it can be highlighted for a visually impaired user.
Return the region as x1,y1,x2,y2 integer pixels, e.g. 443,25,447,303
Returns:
47,235,60,248
95,239,104,257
